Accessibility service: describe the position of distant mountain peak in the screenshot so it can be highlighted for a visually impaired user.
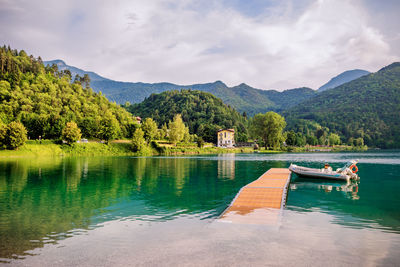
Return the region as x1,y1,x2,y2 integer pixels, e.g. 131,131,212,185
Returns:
234,82,255,89
46,59,66,66
43,59,108,82
318,69,370,92
212,80,226,86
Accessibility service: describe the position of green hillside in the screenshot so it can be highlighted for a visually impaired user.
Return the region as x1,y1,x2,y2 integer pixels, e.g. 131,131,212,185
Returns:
92,80,316,116
44,60,317,116
125,89,248,142
285,62,400,148
0,46,136,140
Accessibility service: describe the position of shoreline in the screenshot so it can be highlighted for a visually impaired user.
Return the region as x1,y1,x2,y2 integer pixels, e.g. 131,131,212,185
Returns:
0,142,369,158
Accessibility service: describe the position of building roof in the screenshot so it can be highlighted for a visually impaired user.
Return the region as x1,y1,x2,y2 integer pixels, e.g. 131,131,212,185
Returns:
217,128,235,133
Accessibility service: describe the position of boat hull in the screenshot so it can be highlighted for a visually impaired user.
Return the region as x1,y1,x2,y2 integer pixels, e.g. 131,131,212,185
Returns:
289,165,350,181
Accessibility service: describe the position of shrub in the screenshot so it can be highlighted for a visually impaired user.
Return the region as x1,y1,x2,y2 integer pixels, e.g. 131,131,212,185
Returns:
6,121,27,149
62,121,82,145
131,128,146,152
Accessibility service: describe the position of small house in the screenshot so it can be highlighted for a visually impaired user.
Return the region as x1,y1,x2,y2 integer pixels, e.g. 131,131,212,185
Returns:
217,129,235,148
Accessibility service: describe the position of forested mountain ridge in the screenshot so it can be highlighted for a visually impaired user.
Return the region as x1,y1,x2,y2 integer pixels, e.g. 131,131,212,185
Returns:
44,59,109,82
125,89,248,142
318,69,370,92
1,47,136,140
44,60,317,116
285,62,400,148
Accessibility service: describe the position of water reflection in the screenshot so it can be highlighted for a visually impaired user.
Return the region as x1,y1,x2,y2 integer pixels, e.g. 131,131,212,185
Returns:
290,179,360,200
0,156,256,259
217,154,235,180
0,152,399,261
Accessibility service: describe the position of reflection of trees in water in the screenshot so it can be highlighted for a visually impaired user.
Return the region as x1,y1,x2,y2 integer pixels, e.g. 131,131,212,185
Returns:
132,157,147,190
0,157,137,259
134,158,258,214
0,160,29,193
63,157,82,191
131,157,190,196
0,156,283,260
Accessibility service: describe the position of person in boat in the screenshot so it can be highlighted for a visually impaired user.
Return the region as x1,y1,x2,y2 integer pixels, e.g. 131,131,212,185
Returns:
323,163,332,172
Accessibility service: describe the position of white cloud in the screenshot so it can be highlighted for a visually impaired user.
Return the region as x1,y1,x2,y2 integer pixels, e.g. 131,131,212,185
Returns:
0,0,399,90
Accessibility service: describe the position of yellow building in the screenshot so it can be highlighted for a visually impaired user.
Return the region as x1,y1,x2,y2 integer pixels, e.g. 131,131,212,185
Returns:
217,129,235,148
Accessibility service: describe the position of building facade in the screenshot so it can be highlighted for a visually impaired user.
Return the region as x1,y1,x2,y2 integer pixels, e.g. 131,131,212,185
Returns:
217,129,235,148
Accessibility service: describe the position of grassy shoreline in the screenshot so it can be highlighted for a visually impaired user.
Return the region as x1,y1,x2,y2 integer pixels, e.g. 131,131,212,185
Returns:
0,142,255,158
0,141,368,158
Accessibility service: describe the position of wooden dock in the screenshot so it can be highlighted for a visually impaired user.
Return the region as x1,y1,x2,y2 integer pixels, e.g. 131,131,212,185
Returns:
219,168,291,224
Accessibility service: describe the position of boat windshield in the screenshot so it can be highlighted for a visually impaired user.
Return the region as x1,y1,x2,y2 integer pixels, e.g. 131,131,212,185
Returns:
338,160,358,172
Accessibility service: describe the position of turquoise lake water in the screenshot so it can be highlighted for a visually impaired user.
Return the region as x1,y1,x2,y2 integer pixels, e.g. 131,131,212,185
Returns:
0,151,399,266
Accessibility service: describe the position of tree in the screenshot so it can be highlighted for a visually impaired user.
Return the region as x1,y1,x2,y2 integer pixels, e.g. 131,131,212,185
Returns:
0,46,136,143
0,121,7,148
160,123,168,139
98,115,120,143
168,114,186,145
79,117,99,139
82,74,91,88
126,89,247,143
62,69,72,80
62,121,82,145
250,111,286,149
295,132,306,146
131,128,146,152
0,80,11,101
316,127,328,145
306,135,318,146
285,130,296,146
328,133,341,146
197,137,204,148
141,118,158,142
6,121,27,149
348,137,355,146
73,74,81,84
183,126,191,143
355,137,364,147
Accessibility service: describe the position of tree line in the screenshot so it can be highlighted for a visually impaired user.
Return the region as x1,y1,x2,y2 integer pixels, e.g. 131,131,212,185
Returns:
0,46,137,148
0,46,366,151
284,62,400,148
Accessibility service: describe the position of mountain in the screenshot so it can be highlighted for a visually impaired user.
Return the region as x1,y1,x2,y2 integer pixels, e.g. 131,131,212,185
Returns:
44,59,109,82
44,60,317,116
126,89,248,142
285,62,400,148
2,48,136,140
318,69,370,92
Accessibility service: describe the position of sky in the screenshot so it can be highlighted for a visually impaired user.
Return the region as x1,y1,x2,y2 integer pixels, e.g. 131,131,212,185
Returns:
1,0,399,90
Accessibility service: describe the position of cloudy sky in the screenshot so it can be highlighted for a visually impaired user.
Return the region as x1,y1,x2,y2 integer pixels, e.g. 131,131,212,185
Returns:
1,0,399,90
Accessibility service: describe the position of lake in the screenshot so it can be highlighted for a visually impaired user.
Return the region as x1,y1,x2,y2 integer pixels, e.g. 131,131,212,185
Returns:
0,151,399,266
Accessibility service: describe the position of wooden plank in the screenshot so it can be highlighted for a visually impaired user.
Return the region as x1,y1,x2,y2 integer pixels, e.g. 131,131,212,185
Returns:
219,168,291,224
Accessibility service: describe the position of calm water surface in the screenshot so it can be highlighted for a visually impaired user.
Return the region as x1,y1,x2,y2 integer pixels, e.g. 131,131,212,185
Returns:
0,151,399,266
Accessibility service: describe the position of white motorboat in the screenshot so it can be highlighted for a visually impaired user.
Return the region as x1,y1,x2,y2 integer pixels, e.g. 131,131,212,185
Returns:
289,160,359,181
